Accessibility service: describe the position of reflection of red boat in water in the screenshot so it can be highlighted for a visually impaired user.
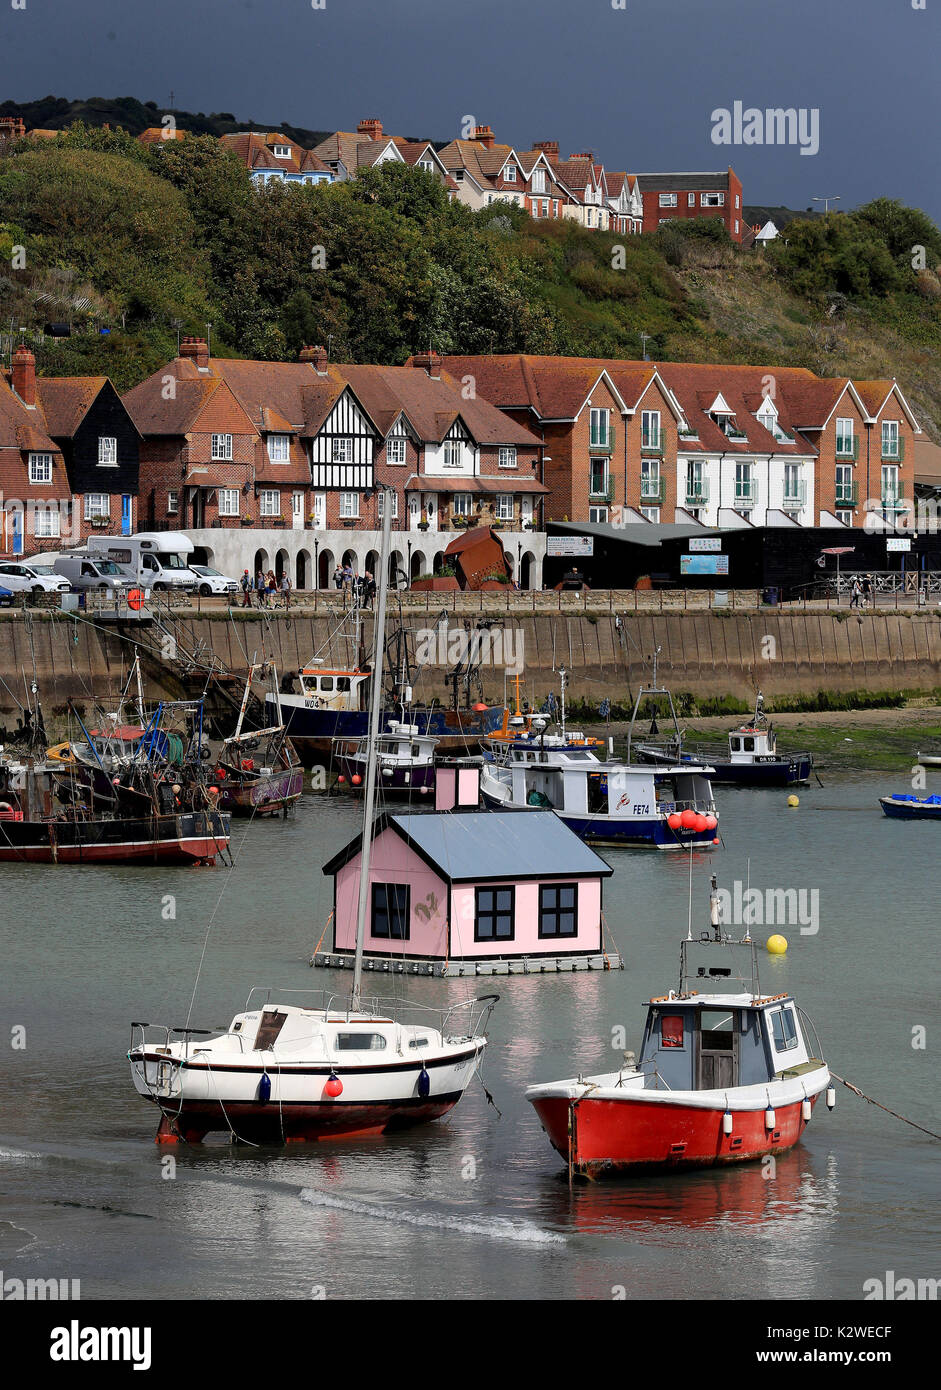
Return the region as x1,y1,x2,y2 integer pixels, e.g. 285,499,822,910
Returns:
527,875,833,1179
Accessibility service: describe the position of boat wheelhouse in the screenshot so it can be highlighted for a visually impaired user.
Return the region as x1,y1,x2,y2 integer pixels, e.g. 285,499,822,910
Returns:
527,876,831,1177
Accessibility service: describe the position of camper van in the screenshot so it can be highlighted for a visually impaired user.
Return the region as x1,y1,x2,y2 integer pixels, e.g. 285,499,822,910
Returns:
86,532,199,591
52,552,132,593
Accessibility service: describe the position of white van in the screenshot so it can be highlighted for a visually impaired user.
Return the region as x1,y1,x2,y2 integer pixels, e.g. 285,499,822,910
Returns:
86,532,199,591
53,552,131,593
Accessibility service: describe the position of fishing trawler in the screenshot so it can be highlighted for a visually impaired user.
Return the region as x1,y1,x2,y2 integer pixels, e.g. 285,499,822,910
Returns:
636,693,812,787
127,484,496,1143
269,606,504,764
526,875,832,1178
480,667,719,848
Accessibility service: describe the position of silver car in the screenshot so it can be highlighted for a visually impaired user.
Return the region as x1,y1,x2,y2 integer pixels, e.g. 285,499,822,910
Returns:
0,561,70,600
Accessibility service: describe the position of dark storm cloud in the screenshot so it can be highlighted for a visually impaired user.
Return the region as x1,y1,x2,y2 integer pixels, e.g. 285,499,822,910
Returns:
1,0,938,218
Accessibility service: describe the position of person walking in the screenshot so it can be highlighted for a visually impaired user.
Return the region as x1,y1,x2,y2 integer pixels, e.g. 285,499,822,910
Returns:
240,568,253,609
266,570,278,606
255,569,267,608
280,571,292,610
333,564,343,592
850,577,861,609
341,564,353,599
862,574,873,609
364,571,376,611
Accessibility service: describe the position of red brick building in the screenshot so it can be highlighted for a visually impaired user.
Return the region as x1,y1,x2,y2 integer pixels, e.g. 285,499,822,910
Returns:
633,168,744,242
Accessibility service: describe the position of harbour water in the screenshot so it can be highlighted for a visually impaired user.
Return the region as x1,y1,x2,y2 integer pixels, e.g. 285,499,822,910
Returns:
1,772,938,1301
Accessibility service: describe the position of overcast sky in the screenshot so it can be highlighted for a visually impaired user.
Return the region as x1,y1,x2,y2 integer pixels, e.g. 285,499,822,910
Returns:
2,0,938,220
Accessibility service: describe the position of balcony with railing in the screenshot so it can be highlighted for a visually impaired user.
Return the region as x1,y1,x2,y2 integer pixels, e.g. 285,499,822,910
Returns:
640,476,666,505
881,488,906,512
589,423,615,453
836,435,859,460
835,480,859,507
781,480,807,510
733,479,756,507
641,427,663,455
684,478,710,506
881,435,905,461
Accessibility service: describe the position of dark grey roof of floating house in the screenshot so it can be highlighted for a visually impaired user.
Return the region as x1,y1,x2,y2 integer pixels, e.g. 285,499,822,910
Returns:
322,809,613,882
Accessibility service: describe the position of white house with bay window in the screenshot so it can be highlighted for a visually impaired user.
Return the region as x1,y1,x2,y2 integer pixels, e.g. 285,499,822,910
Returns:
672,451,816,528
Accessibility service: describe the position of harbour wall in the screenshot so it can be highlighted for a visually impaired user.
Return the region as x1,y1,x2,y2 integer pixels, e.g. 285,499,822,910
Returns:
1,604,939,718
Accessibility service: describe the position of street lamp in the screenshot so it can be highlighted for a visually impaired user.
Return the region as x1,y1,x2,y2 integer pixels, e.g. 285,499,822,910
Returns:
813,196,841,214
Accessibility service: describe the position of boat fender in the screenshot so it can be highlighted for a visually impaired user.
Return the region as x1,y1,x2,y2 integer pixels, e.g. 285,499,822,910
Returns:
417,1066,431,1099
200,745,212,761
325,1073,343,1098
764,1106,776,1129
258,1071,271,1104
801,1098,812,1122
722,1110,733,1136
826,1086,836,1111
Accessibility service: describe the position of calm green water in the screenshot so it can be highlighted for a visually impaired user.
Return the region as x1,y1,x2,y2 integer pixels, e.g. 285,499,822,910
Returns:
1,772,938,1300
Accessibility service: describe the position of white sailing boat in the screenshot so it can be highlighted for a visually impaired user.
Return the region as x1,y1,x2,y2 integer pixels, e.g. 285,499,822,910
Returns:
127,488,497,1144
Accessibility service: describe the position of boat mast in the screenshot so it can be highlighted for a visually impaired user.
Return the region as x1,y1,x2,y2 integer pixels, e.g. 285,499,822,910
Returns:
351,488,393,1011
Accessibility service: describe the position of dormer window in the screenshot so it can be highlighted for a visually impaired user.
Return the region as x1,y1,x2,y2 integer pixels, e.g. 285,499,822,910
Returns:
28,453,53,484
272,144,292,159
504,164,517,182
267,434,290,463
531,169,545,193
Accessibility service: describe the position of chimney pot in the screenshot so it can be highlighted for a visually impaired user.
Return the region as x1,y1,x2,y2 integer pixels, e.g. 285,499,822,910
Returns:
533,140,559,160
300,345,329,374
472,125,495,150
11,345,36,405
179,336,210,368
411,351,442,380
357,118,383,140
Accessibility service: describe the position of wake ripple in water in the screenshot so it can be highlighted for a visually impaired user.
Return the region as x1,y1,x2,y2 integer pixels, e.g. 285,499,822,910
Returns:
0,1147,42,1162
300,1189,565,1245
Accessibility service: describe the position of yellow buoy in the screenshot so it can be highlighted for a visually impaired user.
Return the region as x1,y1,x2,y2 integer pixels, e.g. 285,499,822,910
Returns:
787,794,800,808
766,934,788,955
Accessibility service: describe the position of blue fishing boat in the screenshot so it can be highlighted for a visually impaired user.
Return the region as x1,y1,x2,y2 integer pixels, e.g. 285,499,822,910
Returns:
879,793,941,821
636,693,813,787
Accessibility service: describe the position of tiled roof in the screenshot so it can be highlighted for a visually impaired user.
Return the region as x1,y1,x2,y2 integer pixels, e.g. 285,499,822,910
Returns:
342,364,540,446
439,355,657,419
33,377,108,438
220,132,330,176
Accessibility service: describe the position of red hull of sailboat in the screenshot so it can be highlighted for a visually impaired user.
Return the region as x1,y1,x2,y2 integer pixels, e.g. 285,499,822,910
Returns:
531,1094,818,1177
154,1096,461,1144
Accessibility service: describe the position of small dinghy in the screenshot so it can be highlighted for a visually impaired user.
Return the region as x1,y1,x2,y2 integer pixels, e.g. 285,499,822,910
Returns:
879,792,941,821
526,875,831,1178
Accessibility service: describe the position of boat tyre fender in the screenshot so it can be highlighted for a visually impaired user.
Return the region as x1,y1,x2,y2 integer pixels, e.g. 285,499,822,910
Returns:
200,745,212,761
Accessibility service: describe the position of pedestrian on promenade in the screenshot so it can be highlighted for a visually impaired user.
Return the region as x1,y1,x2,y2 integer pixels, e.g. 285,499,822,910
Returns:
240,569,253,609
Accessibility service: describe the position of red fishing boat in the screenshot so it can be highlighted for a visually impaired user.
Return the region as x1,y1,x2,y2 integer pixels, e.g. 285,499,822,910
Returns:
527,876,833,1179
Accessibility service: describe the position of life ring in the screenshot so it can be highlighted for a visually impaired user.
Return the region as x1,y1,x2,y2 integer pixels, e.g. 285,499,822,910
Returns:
127,588,144,611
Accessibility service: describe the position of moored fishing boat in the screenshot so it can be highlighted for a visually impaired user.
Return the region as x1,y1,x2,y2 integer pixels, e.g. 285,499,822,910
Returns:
526,876,832,1178
636,693,813,787
333,721,438,797
208,665,303,817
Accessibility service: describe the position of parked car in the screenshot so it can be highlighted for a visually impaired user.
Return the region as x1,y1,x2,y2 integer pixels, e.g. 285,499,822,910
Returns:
0,585,13,608
52,553,131,593
190,564,239,597
0,562,70,599
87,532,199,591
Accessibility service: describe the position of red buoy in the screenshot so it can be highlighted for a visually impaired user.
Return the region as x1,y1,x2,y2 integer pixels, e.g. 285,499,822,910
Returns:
325,1075,343,1098
680,808,697,829
337,775,346,784
667,812,682,830
351,774,362,786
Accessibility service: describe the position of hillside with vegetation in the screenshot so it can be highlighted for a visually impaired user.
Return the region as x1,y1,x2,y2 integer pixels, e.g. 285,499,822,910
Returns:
0,121,939,437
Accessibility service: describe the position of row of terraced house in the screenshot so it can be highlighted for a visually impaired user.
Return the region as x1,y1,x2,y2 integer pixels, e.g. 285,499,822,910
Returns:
0,336,920,588
135,114,745,242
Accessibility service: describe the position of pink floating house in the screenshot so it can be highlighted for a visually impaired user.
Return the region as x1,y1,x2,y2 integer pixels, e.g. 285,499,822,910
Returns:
318,798,620,977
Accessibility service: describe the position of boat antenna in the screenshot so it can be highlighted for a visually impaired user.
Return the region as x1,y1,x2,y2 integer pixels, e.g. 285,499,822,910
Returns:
350,487,393,1012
